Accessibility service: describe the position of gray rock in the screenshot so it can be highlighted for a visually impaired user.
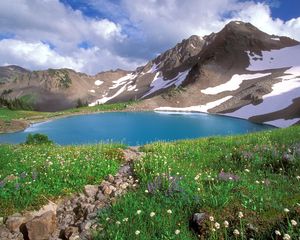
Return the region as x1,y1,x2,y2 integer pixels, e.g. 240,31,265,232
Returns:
83,185,99,198
25,211,57,240
96,191,107,201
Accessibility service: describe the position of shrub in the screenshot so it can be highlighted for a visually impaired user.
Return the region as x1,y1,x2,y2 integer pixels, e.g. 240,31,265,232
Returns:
24,133,53,145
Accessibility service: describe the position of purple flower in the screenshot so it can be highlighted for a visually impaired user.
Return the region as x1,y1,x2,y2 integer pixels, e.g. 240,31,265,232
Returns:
15,183,20,190
218,171,240,181
19,172,27,179
0,180,5,188
32,171,38,180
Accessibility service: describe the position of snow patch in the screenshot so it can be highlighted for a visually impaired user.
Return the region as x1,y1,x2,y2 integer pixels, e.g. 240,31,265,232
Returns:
127,85,137,91
88,89,95,93
94,80,103,86
201,73,271,95
190,43,196,49
247,45,300,70
271,37,280,41
143,69,190,98
109,73,136,90
89,84,127,106
265,118,300,128
155,96,232,113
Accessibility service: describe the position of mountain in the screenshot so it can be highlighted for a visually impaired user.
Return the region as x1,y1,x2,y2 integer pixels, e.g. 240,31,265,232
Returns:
0,21,299,127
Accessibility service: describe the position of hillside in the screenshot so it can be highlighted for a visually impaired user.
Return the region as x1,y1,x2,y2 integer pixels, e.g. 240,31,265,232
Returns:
0,21,299,127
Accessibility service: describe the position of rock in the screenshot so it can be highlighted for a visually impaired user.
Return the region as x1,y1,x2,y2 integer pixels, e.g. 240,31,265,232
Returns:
96,191,107,201
63,226,79,239
119,165,131,175
83,185,99,198
114,178,123,186
26,211,56,240
102,185,112,196
120,182,129,190
107,174,114,183
0,225,11,239
189,212,208,235
5,214,26,233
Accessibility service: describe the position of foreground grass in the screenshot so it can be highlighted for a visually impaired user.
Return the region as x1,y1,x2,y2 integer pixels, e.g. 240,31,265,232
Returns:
97,126,300,239
0,143,125,216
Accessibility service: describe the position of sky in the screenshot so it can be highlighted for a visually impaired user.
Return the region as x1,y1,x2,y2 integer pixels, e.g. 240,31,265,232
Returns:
0,0,299,75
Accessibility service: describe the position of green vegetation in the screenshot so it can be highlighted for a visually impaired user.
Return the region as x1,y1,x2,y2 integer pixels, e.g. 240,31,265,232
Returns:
0,143,125,216
0,101,136,132
25,133,53,145
47,69,72,88
96,126,300,239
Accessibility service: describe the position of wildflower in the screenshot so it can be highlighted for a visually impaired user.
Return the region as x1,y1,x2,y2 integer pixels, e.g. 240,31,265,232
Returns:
283,233,291,240
175,229,180,235
211,228,216,232
255,180,260,184
136,210,142,215
135,230,140,235
238,211,244,218
116,221,121,225
245,169,250,172
291,219,297,226
197,188,201,191
296,176,300,180
275,230,281,236
284,208,290,213
145,190,149,193
150,212,155,217
233,229,240,236
123,218,128,222
167,209,172,214
223,220,229,228
214,222,220,229
209,216,214,222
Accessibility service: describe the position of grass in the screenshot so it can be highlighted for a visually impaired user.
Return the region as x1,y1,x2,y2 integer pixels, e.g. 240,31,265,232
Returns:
0,142,125,216
96,125,300,239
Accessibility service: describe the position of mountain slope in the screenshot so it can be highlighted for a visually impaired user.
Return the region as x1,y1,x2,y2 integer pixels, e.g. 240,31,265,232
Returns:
0,21,299,127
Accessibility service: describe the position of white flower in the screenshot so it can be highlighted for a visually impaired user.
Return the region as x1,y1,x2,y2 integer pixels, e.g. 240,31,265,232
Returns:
291,219,297,226
214,222,220,229
223,220,229,228
150,212,155,217
209,216,214,222
123,218,128,222
167,209,172,214
194,175,200,180
135,230,140,235
175,229,180,235
211,228,216,232
284,208,290,213
275,230,281,236
145,190,149,193
245,169,250,172
255,180,260,184
116,221,121,225
296,176,300,180
283,233,291,240
233,229,240,236
238,211,244,218
106,217,110,221
136,210,142,215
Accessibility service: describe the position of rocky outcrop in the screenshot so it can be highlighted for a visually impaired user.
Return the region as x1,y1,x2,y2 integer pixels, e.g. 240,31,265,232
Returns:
0,147,144,240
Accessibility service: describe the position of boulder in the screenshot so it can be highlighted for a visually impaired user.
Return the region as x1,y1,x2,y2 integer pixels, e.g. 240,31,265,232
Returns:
26,211,56,240
5,214,26,233
189,212,208,235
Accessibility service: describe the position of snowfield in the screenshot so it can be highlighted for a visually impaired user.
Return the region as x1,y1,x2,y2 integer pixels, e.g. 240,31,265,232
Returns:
201,73,271,95
143,69,190,98
225,44,300,127
155,96,232,113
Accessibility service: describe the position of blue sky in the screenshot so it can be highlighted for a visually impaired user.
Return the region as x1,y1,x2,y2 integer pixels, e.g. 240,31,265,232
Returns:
0,0,299,74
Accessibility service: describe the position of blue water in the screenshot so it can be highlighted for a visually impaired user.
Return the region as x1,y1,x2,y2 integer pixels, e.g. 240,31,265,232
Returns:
0,112,274,146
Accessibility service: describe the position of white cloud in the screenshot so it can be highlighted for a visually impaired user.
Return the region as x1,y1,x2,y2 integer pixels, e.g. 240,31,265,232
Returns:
0,0,299,74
